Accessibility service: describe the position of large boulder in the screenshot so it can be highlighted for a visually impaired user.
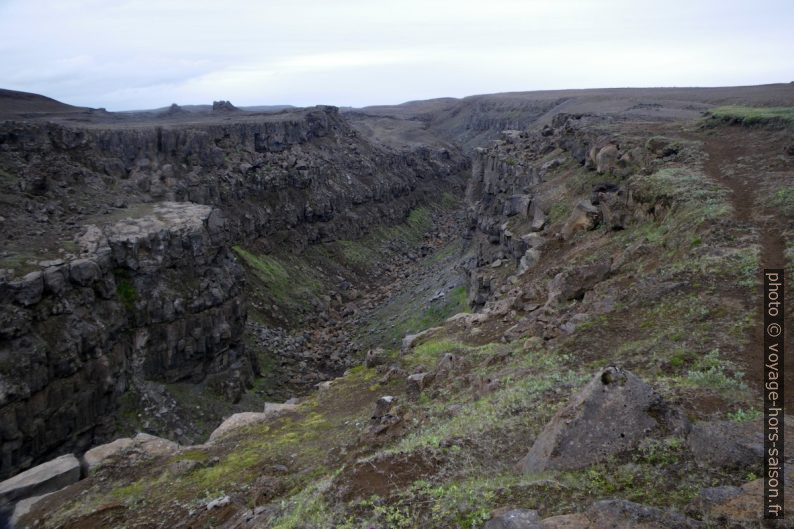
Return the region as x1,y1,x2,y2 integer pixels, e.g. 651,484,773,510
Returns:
503,195,531,217
0,454,80,504
591,184,629,231
81,437,134,473
10,272,43,306
546,260,611,305
518,248,541,275
209,412,272,443
263,402,299,415
585,500,703,529
406,372,435,397
686,420,765,469
595,144,619,175
132,433,180,457
68,258,101,286
518,367,687,472
484,509,545,529
401,326,442,352
10,491,54,526
209,403,299,443
689,467,793,528
560,200,600,240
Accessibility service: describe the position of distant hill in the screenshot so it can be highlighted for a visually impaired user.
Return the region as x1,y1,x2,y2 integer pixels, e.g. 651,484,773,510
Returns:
0,89,87,116
126,103,297,114
347,83,794,149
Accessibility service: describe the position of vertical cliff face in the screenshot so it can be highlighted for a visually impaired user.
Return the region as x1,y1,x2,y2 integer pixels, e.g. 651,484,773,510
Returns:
1,107,466,246
461,114,654,307
0,202,251,478
0,106,469,478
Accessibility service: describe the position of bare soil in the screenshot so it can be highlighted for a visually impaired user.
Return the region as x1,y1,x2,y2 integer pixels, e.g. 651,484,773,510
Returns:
698,125,794,409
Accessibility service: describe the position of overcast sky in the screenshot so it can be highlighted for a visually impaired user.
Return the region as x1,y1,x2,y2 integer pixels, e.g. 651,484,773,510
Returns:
0,0,792,110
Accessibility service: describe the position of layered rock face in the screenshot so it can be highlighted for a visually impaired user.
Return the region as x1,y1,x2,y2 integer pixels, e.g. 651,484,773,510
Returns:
0,106,466,248
0,106,468,479
0,202,249,479
462,114,652,306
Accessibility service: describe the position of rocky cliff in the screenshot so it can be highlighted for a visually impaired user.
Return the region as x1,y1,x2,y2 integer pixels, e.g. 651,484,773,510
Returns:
0,104,468,479
462,113,661,306
0,202,249,479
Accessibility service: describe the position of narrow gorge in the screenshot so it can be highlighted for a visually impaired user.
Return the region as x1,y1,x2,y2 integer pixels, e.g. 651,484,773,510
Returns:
1,84,794,528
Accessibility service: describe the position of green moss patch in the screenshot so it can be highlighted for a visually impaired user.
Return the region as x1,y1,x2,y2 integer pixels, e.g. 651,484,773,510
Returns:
708,105,794,127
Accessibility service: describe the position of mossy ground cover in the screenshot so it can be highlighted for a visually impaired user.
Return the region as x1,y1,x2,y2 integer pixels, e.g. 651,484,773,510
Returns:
232,245,326,324
358,256,470,349
708,105,794,127
330,206,434,272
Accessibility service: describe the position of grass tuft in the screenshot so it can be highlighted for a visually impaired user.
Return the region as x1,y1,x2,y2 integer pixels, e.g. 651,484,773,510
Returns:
708,105,794,127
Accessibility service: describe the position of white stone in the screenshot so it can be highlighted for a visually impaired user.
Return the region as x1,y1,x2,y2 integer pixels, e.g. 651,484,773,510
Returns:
81,438,134,473
0,454,80,504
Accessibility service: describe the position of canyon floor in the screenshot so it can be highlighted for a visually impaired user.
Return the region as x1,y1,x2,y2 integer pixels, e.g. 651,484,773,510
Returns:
2,85,794,528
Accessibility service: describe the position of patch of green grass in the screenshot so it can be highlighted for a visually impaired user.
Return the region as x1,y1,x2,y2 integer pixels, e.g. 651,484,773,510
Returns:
269,479,332,529
116,279,138,310
337,239,377,267
334,207,434,271
575,314,608,332
0,253,38,275
110,478,151,506
232,245,324,320
548,203,569,224
233,246,289,288
630,168,729,219
771,186,794,217
637,437,684,466
684,349,748,393
709,105,794,127
408,477,497,528
727,408,763,422
408,339,467,368
391,368,587,454
669,348,694,368
441,192,461,210
170,449,209,464
636,221,669,245
384,286,470,347
565,455,700,507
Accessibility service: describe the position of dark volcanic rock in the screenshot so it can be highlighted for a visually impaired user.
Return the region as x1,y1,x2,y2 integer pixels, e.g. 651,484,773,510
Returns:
0,106,468,480
0,203,251,479
518,367,688,472
686,420,773,469
586,499,703,529
0,454,80,504
484,509,544,529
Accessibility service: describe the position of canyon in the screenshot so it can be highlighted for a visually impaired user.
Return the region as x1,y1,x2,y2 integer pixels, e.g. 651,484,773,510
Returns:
1,84,794,528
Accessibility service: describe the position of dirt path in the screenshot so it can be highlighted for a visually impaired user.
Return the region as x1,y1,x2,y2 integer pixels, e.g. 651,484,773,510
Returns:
699,127,793,410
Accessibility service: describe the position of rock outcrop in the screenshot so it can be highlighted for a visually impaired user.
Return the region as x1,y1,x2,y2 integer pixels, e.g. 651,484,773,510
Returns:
0,454,80,504
0,201,249,479
484,509,545,529
460,113,656,310
518,367,687,472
